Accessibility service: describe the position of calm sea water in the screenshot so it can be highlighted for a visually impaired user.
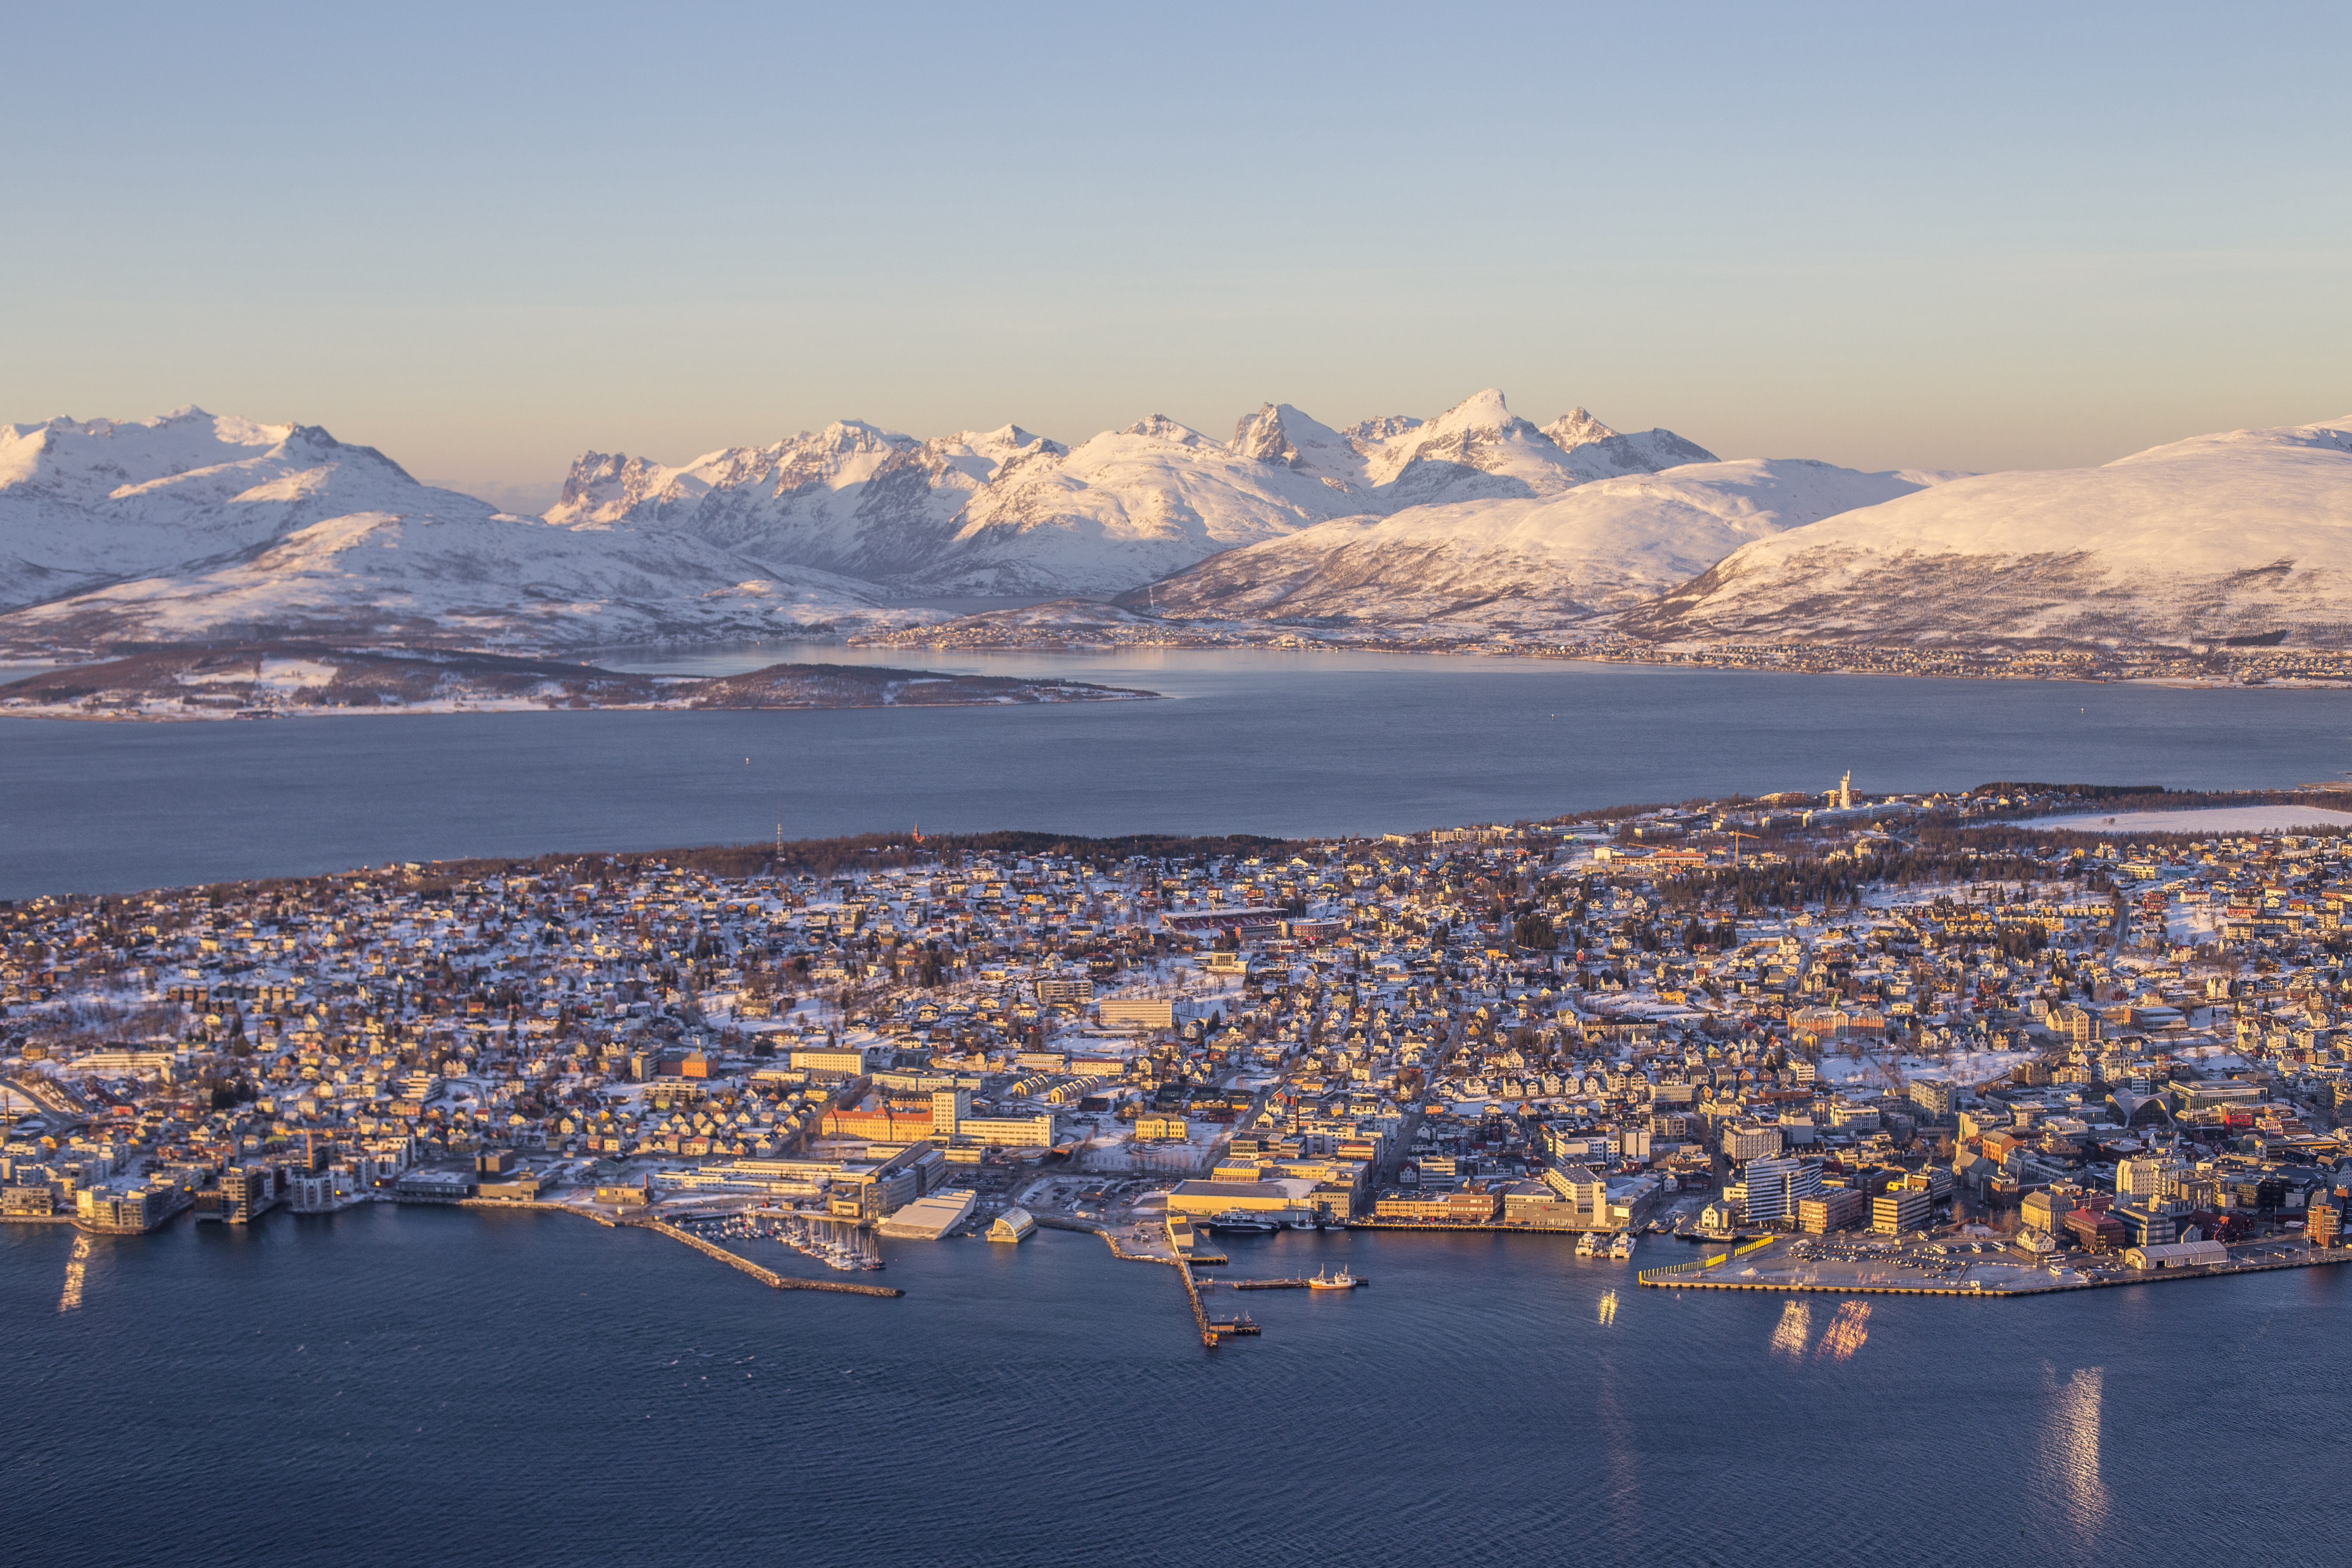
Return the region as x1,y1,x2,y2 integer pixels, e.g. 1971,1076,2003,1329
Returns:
3,1208,2341,1568
6,649,2352,897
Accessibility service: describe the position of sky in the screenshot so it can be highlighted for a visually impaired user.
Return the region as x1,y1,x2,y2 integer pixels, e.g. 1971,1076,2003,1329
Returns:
3,1,2347,508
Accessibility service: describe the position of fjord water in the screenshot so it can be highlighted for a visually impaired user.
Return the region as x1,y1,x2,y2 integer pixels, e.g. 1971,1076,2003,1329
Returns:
4,1209,2340,1568
7,649,2352,897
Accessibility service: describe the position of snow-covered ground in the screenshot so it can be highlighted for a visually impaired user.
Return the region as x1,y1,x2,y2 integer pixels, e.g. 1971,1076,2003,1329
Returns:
1620,414,2352,648
2024,805,2352,834
1139,454,1945,627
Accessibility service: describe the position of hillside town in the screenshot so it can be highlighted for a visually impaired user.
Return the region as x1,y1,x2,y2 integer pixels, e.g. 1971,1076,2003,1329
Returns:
7,781,2350,1310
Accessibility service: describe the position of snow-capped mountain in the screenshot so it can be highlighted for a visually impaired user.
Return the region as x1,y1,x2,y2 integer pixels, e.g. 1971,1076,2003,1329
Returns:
1124,458,1942,628
545,421,1062,584
1616,416,2352,649
547,389,1717,595
0,409,894,650
0,409,434,609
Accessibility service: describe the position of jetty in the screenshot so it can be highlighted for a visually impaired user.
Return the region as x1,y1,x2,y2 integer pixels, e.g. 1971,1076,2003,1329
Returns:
1176,1261,1217,1347
641,1219,902,1298
1230,1275,1372,1290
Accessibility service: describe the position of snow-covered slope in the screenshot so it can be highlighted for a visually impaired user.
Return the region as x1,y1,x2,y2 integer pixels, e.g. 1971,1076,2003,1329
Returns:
1127,458,1934,628
548,389,1718,596
930,413,1370,592
1616,417,2352,649
546,421,1061,584
0,409,894,651
0,409,441,609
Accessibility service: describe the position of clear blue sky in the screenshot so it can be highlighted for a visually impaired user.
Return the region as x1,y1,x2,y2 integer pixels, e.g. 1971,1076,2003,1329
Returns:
5,1,2346,506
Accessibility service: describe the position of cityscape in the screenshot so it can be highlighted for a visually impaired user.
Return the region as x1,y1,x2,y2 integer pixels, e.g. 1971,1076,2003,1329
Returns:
8,6,2348,1562
12,779,2348,1347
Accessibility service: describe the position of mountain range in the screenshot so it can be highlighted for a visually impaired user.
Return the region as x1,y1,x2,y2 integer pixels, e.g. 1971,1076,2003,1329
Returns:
5,396,2348,656
542,389,1716,596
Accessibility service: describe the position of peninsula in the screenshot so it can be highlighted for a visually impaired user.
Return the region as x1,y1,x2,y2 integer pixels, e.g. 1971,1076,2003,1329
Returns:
8,782,2350,1355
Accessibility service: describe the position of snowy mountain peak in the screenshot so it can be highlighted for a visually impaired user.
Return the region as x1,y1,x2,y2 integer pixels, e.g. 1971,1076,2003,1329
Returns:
1426,387,1537,439
1344,414,1424,445
1120,414,1212,446
1231,402,1303,466
1360,388,1569,499
1230,403,1368,493
1543,407,1619,450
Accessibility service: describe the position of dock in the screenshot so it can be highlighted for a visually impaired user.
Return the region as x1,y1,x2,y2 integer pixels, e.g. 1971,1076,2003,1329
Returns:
641,1219,903,1297
1229,1276,1372,1290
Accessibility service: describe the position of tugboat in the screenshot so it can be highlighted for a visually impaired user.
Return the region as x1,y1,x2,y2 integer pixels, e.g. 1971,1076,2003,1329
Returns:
1308,1267,1357,1291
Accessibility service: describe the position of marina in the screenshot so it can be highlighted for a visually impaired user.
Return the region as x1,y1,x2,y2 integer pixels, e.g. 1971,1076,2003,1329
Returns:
646,1219,901,1297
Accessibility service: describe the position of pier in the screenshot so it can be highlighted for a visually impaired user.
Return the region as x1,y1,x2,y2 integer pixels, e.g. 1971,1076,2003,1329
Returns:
1228,1276,1372,1290
1176,1260,1218,1347
641,1219,903,1298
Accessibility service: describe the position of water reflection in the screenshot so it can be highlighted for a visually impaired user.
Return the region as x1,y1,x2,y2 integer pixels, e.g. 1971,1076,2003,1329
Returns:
58,1233,89,1312
2042,1364,2111,1540
1815,1300,1870,1360
1768,1300,1811,1357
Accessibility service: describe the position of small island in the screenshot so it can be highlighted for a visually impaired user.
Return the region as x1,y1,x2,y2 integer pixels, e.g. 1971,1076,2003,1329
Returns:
0,643,1158,720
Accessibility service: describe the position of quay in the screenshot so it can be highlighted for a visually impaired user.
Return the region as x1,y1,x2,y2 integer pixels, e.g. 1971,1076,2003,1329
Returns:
640,1219,902,1298
1229,1276,1372,1290
1640,1243,2352,1299
1348,1219,1617,1237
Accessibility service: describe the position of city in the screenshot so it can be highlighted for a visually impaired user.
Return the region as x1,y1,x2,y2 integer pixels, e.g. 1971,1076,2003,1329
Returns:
9,780,2349,1341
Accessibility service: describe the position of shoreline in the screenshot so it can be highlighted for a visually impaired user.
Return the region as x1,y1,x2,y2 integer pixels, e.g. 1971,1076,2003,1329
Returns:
1642,1246,2352,1298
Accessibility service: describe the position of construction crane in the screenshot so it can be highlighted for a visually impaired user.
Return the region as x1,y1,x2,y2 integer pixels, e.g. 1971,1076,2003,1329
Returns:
1724,830,1761,867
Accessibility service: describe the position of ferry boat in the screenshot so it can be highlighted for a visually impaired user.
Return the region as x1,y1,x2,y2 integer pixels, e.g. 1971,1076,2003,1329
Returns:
1308,1268,1357,1291
1206,1212,1280,1235
1575,1231,1600,1258
1608,1232,1635,1261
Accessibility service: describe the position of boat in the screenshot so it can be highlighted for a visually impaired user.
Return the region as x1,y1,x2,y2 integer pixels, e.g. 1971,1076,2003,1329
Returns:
1206,1211,1280,1235
1308,1268,1357,1291
1609,1232,1635,1261
1207,1313,1261,1336
1575,1231,1600,1258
